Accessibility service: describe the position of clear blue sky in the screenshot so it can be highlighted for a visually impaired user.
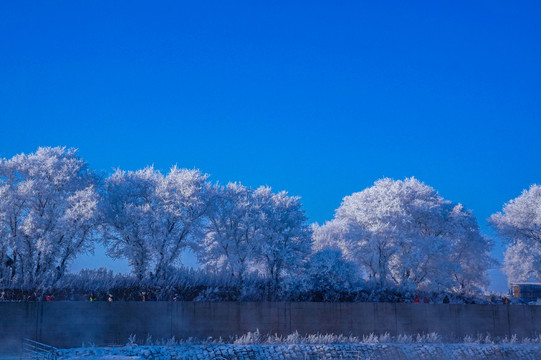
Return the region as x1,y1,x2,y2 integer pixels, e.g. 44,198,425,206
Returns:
1,1,540,292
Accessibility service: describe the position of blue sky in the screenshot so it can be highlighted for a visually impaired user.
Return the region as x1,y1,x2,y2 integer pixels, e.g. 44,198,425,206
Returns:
1,1,540,292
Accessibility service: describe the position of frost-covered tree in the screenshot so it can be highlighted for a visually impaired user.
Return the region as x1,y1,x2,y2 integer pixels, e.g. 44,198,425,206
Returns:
200,184,311,296
441,204,493,293
490,185,541,245
490,185,541,282
0,147,99,286
313,178,494,294
200,182,259,285
101,166,208,280
0,185,13,284
503,240,541,283
306,248,358,300
252,187,311,297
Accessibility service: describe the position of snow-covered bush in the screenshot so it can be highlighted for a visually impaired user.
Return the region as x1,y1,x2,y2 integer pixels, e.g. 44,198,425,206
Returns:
116,331,541,347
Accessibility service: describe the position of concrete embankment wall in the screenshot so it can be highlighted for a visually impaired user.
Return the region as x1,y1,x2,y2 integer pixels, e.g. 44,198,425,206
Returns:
1,302,540,350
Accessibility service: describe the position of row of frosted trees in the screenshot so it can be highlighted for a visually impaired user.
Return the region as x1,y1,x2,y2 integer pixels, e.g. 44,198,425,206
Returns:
0,147,539,300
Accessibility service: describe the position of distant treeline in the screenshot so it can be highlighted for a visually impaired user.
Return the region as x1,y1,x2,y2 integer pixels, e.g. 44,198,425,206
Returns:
0,147,539,300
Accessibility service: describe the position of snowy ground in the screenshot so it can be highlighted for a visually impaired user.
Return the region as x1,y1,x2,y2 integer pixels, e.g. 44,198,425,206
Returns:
11,332,541,359
55,343,541,360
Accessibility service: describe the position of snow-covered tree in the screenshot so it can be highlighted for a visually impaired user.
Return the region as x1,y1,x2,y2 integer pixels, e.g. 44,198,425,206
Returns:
101,166,208,280
313,177,494,294
200,184,311,297
0,147,99,286
490,185,541,282
252,187,311,297
490,185,541,245
445,203,495,294
306,248,358,300
200,182,259,285
503,240,541,283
